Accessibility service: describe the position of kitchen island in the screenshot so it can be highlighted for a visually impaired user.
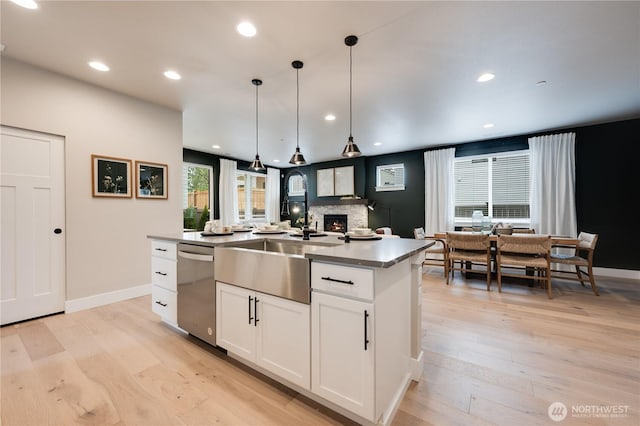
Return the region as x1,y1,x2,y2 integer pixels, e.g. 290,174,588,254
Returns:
148,231,431,425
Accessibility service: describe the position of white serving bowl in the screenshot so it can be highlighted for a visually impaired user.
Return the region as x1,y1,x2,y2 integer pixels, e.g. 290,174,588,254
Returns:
353,228,372,235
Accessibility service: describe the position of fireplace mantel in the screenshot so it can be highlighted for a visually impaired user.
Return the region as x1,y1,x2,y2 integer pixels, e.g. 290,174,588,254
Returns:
308,200,369,232
309,198,368,207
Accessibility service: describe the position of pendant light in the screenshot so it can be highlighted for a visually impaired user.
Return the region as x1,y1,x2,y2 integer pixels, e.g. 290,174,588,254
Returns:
250,78,265,171
342,35,362,158
289,60,307,165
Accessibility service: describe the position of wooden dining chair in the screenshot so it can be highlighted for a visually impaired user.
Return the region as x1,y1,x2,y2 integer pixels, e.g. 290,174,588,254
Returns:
445,232,492,289
414,227,449,278
513,228,536,234
496,234,552,298
550,232,599,296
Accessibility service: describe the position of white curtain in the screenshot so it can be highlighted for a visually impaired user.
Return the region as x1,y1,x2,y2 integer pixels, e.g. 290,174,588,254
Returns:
266,167,280,224
529,132,577,237
219,158,239,226
424,148,455,236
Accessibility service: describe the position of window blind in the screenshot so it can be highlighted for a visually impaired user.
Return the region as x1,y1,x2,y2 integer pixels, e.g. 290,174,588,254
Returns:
454,153,530,220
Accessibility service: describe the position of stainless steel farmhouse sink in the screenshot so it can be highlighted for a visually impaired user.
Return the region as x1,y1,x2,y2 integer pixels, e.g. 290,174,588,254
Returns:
214,240,327,304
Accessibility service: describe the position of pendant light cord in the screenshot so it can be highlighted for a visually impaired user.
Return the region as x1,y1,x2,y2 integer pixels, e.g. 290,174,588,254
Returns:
296,68,300,149
255,83,259,155
349,44,353,138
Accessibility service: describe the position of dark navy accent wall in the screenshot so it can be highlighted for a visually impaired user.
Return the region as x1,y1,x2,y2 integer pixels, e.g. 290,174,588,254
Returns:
364,150,426,239
572,119,640,269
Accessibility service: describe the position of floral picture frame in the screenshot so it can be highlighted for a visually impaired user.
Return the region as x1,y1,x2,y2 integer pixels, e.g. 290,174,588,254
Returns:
91,154,132,198
135,160,168,199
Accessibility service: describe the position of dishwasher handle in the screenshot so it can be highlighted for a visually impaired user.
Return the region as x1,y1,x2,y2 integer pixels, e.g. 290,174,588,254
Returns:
178,251,214,262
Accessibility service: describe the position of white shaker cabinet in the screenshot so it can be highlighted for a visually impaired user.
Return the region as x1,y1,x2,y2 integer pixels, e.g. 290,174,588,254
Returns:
311,291,374,419
311,260,411,424
216,282,310,389
150,240,177,324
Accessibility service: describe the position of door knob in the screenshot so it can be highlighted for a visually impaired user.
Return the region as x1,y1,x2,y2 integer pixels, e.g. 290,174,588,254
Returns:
54,228,62,234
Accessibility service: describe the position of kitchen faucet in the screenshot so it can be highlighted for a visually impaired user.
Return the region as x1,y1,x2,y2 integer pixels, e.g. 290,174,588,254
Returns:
284,169,310,239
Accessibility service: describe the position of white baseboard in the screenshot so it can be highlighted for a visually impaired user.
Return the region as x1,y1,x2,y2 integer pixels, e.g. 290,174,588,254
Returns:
65,283,152,313
593,267,640,281
409,350,424,381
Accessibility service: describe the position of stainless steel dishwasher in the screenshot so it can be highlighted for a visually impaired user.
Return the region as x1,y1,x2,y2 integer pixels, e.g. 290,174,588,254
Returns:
177,243,216,346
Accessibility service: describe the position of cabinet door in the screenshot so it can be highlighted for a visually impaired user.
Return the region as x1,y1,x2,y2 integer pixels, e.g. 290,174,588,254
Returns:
216,283,256,361
311,292,374,419
256,293,310,390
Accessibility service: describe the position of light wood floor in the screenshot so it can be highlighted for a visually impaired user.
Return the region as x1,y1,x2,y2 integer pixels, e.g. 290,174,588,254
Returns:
2,272,638,425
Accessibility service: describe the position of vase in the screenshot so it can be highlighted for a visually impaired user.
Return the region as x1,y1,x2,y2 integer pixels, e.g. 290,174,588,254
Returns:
472,210,483,233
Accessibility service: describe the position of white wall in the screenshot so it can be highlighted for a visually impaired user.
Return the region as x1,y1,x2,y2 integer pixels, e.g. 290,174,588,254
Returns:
1,57,182,301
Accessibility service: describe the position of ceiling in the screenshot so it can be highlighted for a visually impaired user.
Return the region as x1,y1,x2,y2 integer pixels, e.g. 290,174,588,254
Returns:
2,1,639,167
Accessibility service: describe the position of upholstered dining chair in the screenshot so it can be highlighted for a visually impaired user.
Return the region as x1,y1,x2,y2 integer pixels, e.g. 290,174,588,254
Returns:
496,234,552,298
445,232,492,289
414,227,449,278
550,232,600,296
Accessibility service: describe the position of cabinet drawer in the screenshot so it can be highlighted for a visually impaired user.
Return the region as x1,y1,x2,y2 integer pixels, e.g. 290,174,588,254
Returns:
151,257,177,291
151,240,177,260
311,262,374,300
151,286,177,323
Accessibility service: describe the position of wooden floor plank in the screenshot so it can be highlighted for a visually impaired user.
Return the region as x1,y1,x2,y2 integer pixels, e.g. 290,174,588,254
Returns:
15,321,65,362
31,351,121,425
1,334,51,425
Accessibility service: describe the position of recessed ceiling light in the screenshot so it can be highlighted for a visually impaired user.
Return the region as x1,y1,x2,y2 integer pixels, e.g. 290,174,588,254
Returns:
164,70,181,80
477,73,495,83
483,123,495,128
88,61,109,72
324,114,336,121
536,80,547,86
9,0,38,10
273,159,280,163
373,142,382,146
212,145,221,149
237,21,256,37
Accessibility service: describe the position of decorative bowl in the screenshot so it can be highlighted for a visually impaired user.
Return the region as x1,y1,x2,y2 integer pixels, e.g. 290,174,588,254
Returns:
353,228,372,235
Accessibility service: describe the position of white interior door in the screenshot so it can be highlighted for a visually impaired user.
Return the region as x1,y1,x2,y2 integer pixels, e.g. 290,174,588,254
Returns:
1,126,65,325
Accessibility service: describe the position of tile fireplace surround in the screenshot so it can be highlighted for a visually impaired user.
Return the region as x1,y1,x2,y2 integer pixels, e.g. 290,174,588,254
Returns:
308,203,368,232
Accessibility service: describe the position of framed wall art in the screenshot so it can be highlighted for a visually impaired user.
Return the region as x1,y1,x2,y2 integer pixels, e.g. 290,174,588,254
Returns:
317,168,334,197
136,161,168,199
334,165,354,196
91,154,132,198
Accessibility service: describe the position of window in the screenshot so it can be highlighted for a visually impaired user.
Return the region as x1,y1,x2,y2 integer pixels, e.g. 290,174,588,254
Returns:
454,151,530,224
236,171,266,221
376,163,405,191
288,174,305,196
183,163,213,229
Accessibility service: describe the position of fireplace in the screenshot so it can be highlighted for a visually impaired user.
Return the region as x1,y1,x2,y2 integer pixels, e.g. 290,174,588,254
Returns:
324,214,348,233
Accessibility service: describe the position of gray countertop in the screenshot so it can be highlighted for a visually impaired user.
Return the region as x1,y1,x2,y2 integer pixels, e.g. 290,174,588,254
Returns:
148,231,432,268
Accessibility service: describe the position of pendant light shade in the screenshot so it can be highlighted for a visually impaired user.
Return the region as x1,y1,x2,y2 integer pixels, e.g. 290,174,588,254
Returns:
342,35,362,158
250,78,265,171
289,60,306,165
